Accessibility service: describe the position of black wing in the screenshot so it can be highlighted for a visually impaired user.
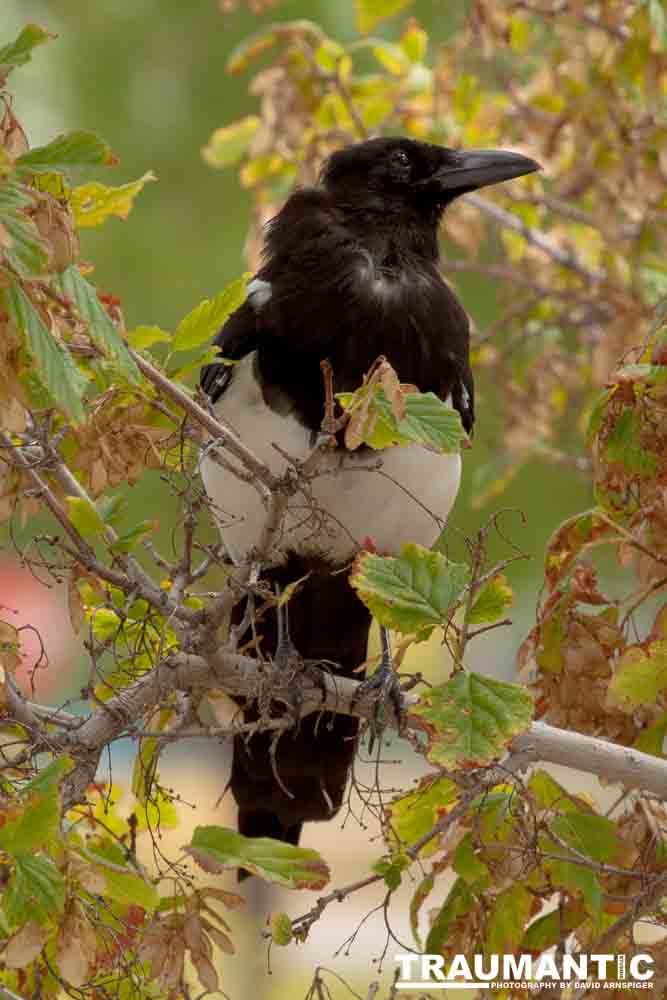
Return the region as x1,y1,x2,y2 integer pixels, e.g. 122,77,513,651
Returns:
200,297,260,404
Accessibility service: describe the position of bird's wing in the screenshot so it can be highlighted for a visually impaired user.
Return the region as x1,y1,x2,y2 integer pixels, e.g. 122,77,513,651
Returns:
200,297,259,404
201,188,362,404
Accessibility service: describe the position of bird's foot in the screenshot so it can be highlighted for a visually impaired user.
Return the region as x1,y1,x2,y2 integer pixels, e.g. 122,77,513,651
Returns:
355,627,405,754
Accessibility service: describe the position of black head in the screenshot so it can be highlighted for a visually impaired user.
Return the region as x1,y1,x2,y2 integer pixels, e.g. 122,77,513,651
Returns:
321,136,540,216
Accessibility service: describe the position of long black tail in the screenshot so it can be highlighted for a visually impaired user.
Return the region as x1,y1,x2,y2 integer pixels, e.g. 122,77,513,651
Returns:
230,553,371,874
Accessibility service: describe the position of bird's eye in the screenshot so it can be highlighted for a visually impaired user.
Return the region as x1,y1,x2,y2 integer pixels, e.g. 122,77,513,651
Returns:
391,149,410,167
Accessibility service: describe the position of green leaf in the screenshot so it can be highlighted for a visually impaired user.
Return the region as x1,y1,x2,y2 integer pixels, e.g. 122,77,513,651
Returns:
386,775,458,858
412,672,534,768
4,855,65,927
126,325,171,351
2,206,49,277
371,853,409,891
16,130,115,174
634,712,667,757
82,849,159,911
604,407,658,477
202,117,260,169
337,386,467,454
57,265,139,383
270,911,293,946
109,519,158,554
4,285,86,422
171,275,249,353
0,24,53,74
425,877,474,955
549,811,619,864
528,769,581,812
468,574,514,624
24,757,73,794
350,543,470,635
486,882,531,955
608,640,667,710
0,787,60,856
452,833,489,887
186,825,330,890
66,497,105,540
544,857,602,926
521,899,586,952
70,171,156,228
356,0,414,35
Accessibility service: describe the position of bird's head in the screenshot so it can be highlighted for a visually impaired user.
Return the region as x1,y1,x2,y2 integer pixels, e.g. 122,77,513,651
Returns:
321,137,540,218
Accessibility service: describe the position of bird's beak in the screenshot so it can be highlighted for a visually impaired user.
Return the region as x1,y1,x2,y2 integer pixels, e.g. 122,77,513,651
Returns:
424,149,541,194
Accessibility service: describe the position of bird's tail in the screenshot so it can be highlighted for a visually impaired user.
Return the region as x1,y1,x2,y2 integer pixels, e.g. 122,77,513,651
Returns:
229,553,371,874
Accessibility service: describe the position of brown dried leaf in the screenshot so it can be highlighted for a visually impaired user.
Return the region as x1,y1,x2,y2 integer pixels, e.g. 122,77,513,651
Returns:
4,921,49,969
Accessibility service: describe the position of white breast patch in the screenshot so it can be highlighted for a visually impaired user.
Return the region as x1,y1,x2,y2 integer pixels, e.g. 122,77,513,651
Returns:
200,353,462,565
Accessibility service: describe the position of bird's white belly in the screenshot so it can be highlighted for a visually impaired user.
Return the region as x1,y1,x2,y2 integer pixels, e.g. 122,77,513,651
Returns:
200,354,462,565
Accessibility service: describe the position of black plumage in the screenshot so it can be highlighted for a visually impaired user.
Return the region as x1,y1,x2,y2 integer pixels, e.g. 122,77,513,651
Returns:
200,137,539,864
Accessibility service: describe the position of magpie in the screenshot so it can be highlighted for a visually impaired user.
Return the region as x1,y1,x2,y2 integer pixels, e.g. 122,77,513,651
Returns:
200,137,539,864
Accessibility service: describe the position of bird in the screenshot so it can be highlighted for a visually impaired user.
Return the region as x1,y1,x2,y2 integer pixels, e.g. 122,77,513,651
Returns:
200,137,539,869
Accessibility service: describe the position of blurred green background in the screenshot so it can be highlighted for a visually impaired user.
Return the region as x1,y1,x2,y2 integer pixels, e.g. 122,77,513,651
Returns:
3,1,591,994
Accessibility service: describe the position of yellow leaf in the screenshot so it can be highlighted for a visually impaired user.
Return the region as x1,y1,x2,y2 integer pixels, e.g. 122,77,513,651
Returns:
71,172,156,228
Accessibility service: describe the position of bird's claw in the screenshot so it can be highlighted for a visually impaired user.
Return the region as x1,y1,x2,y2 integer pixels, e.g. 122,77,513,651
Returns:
358,666,405,754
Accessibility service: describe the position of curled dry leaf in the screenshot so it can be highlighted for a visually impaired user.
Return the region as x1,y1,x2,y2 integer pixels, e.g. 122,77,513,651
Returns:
4,920,50,969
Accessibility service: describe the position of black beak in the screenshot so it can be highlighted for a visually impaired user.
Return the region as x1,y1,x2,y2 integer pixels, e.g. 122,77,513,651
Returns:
422,149,541,194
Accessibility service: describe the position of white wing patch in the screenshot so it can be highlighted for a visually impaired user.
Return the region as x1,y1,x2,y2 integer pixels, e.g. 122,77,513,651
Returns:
247,278,272,309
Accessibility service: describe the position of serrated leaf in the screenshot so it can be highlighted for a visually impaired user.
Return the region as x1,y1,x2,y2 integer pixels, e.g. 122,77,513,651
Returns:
386,775,458,858
350,543,470,635
356,0,414,35
70,171,156,228
425,877,474,955
486,882,531,955
16,130,115,174
66,496,105,540
57,265,139,382
2,208,49,277
0,24,53,75
185,825,330,889
171,275,249,353
338,386,466,454
4,855,66,926
126,324,171,350
4,285,86,421
202,117,260,169
608,640,667,710
468,574,513,624
413,672,533,768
